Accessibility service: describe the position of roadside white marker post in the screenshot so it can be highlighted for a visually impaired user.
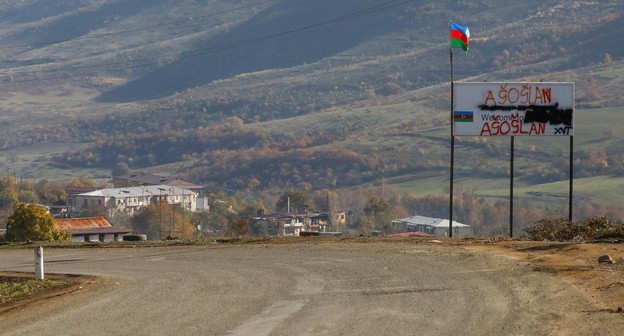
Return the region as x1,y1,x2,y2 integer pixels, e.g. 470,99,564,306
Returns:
35,246,44,280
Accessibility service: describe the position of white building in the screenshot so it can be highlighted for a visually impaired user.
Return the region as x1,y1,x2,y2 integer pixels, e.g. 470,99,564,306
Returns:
392,215,472,237
71,185,197,217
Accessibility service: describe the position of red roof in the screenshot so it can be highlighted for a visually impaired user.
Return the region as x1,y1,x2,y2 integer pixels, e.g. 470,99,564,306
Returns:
65,186,100,195
55,217,130,235
389,232,434,237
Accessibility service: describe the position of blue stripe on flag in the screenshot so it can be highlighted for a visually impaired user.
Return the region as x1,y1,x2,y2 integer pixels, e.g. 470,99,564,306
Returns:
450,21,470,38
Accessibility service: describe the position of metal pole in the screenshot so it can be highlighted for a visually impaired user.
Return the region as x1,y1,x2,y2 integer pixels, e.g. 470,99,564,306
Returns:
449,47,454,237
170,187,174,238
510,136,514,238
569,135,574,222
35,246,44,280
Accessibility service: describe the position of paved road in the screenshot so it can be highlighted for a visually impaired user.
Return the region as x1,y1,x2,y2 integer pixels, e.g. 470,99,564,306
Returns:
0,242,615,335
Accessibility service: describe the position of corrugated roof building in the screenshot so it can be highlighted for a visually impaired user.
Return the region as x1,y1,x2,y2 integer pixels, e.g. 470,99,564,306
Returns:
392,215,472,237
56,217,130,242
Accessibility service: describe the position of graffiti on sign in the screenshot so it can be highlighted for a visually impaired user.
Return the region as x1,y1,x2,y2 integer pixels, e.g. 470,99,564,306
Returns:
453,82,574,137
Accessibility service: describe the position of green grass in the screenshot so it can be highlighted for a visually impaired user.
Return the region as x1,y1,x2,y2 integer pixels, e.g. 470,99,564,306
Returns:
0,277,67,303
0,142,110,183
390,174,449,197
389,169,624,210
597,65,624,78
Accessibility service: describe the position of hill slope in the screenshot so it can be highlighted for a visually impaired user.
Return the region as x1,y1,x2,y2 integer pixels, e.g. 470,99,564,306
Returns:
1,0,624,226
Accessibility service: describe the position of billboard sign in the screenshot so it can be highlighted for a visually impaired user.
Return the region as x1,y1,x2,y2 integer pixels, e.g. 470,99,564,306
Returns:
453,82,574,136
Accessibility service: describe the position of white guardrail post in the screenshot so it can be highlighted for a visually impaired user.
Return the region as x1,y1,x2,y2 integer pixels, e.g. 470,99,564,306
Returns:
35,246,44,280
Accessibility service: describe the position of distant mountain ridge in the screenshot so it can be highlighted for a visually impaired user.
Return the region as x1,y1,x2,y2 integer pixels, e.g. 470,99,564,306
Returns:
1,1,622,104
98,0,412,102
1,0,624,198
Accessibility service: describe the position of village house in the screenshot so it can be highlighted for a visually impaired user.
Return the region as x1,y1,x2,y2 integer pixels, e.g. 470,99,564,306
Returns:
249,212,332,236
70,185,197,217
113,173,206,210
391,215,473,237
56,217,130,242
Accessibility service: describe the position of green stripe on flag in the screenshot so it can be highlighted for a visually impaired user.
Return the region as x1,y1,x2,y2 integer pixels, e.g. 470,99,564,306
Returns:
451,38,468,51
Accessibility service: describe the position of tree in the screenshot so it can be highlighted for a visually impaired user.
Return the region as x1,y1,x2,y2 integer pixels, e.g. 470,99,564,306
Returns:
130,202,195,240
111,162,131,177
359,197,396,233
69,178,97,188
18,189,39,204
238,199,267,218
77,204,111,221
0,175,18,209
5,203,70,242
276,189,313,213
313,189,339,213
33,180,67,205
224,218,250,237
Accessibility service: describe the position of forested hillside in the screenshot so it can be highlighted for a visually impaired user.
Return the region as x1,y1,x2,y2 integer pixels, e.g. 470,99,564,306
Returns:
1,0,624,234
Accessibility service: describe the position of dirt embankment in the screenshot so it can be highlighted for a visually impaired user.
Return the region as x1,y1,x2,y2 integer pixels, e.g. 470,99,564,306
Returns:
0,272,99,316
466,240,624,312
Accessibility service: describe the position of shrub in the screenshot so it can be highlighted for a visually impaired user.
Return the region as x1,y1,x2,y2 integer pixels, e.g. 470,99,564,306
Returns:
523,216,624,242
5,203,70,242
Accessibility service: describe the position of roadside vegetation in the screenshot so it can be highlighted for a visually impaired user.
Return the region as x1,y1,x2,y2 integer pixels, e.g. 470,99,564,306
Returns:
523,217,624,242
0,276,68,304
4,203,70,243
2,170,623,239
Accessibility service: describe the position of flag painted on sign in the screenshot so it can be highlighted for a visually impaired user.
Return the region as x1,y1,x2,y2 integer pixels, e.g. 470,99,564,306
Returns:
453,111,473,122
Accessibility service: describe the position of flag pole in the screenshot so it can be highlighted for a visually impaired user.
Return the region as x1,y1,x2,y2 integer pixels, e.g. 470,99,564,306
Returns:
449,46,454,238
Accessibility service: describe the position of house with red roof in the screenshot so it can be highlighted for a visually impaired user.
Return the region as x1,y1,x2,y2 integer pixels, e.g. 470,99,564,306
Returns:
56,217,130,242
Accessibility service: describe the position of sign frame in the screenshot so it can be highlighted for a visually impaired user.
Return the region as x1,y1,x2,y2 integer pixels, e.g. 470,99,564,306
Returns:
453,82,574,137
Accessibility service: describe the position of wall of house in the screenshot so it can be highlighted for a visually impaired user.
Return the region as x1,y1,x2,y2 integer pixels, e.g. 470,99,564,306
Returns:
433,226,472,237
71,235,86,243
72,196,106,213
73,193,197,216
71,233,126,242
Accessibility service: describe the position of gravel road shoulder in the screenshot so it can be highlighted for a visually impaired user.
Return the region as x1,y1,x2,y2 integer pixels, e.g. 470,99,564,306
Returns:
1,237,623,335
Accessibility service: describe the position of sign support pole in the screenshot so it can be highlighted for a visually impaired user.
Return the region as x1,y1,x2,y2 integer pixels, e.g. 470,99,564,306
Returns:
510,136,514,238
569,135,573,222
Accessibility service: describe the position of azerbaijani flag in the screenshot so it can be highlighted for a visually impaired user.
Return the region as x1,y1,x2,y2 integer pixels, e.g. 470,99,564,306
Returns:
450,21,470,52
453,111,473,122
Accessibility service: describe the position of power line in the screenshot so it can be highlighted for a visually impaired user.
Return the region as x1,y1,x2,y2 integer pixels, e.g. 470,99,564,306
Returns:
1,0,417,85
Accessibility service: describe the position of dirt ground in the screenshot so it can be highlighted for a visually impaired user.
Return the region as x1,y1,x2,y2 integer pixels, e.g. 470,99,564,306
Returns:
1,237,623,318
466,239,624,313
0,272,98,316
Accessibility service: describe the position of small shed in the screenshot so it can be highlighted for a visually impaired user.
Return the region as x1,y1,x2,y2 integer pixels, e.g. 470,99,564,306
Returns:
392,215,472,237
56,217,130,242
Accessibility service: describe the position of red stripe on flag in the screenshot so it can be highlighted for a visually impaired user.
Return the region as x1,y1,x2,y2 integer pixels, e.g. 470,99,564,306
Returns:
451,30,469,44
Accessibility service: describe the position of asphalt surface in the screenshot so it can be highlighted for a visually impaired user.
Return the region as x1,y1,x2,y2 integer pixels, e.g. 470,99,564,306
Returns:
0,242,618,335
